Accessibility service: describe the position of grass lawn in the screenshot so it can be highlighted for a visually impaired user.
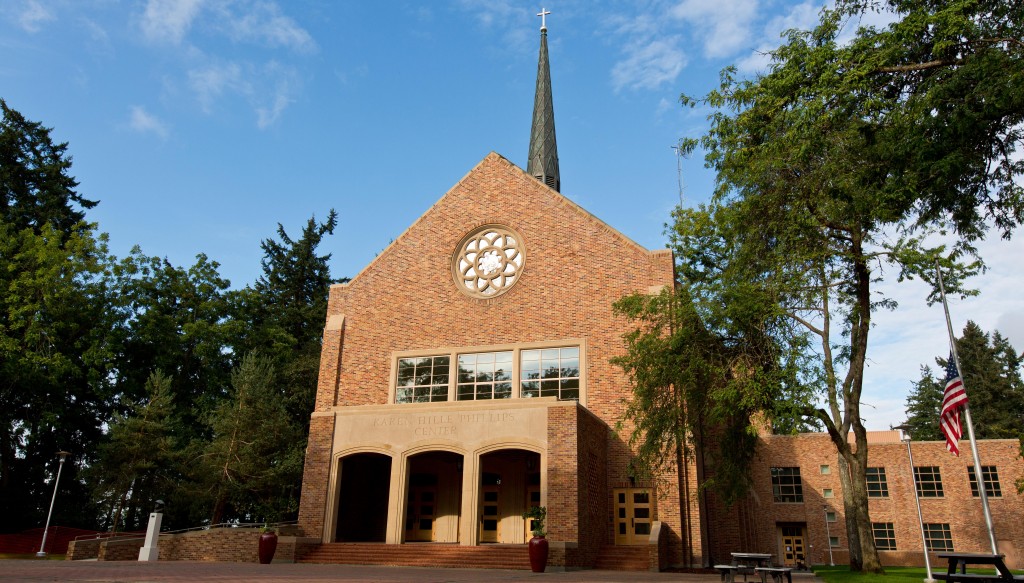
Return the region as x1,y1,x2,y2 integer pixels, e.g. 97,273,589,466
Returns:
814,565,1022,583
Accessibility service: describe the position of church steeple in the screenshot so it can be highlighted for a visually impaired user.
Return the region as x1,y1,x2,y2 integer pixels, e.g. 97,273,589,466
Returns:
527,8,560,193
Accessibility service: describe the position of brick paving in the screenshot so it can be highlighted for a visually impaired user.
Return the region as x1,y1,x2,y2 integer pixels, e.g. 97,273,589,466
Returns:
1,560,721,583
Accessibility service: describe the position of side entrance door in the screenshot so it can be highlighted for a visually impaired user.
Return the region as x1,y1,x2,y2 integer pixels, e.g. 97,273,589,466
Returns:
779,525,807,567
614,488,652,545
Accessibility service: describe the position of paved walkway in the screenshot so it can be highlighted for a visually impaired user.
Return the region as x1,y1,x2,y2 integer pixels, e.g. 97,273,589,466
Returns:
1,560,724,582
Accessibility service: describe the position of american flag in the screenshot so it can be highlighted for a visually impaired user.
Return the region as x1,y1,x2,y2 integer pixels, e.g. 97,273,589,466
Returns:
939,354,968,456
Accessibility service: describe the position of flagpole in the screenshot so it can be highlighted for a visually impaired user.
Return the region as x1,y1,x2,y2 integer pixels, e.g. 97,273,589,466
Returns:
935,259,998,554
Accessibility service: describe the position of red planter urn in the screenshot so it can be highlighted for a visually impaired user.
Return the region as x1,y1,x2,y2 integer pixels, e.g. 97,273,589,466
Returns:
528,535,549,573
258,531,278,564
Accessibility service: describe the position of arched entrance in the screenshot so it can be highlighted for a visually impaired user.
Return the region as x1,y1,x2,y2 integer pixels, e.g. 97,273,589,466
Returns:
403,451,464,543
335,452,391,542
478,449,541,544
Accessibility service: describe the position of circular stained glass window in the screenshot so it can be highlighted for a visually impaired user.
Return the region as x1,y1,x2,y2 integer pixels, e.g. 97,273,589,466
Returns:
453,225,525,298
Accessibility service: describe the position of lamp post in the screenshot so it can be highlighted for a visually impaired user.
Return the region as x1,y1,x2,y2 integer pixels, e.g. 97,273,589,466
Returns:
36,451,71,558
822,504,835,566
893,425,934,583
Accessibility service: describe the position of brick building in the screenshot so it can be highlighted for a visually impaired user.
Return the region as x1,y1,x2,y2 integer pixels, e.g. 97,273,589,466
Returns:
295,18,1024,571
709,431,1024,570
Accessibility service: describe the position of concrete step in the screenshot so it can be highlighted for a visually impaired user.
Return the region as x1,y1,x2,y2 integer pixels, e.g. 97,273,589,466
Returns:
298,542,531,570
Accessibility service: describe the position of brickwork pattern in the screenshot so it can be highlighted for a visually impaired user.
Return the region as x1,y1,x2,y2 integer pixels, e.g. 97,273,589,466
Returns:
314,326,344,412
704,433,1024,568
547,404,579,560
300,154,676,558
575,406,609,568
297,415,336,538
78,530,314,564
97,537,144,561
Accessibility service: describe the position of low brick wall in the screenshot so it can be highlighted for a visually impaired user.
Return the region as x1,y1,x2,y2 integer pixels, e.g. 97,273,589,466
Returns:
98,536,145,561
67,528,315,563
66,538,101,560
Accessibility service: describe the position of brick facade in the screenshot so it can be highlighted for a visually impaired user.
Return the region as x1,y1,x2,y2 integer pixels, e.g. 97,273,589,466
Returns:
296,152,682,568
294,151,1023,572
705,431,1024,569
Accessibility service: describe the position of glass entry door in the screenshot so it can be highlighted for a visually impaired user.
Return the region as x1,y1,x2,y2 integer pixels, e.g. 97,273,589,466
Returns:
614,488,652,545
405,474,437,542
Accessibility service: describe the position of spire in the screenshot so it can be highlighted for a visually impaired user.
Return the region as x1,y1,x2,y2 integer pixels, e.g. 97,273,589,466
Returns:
527,8,560,192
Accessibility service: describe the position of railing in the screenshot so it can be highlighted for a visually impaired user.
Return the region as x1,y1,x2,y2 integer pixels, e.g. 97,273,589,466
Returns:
73,520,299,543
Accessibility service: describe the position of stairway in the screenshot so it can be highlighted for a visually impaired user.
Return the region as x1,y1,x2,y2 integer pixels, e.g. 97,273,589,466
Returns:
298,542,531,570
592,545,650,571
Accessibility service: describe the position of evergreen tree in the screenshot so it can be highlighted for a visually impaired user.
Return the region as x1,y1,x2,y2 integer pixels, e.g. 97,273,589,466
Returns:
903,367,944,441
903,321,1024,441
197,352,299,525
86,371,176,532
0,99,97,237
236,211,340,435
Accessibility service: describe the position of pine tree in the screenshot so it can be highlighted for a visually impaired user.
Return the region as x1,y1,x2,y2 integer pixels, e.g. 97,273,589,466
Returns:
903,321,1024,440
0,99,97,237
199,352,299,525
87,371,176,532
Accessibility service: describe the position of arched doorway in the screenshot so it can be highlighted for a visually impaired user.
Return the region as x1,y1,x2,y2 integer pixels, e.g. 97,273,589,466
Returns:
403,451,464,543
335,453,391,542
478,449,541,544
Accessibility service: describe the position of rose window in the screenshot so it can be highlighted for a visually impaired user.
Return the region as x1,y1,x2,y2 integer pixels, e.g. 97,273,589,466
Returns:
453,226,525,298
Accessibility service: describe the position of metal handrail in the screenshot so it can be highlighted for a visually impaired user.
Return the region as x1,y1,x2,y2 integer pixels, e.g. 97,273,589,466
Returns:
73,520,298,542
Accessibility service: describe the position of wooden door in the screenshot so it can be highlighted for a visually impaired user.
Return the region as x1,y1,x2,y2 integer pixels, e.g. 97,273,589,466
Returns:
479,485,500,543
779,525,806,566
404,480,437,542
523,484,541,542
614,488,652,545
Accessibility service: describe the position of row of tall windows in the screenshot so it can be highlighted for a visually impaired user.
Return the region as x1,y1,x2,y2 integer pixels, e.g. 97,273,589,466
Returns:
395,346,580,404
770,465,1003,504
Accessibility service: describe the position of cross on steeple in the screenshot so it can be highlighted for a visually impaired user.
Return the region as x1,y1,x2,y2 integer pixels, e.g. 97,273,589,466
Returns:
527,7,559,192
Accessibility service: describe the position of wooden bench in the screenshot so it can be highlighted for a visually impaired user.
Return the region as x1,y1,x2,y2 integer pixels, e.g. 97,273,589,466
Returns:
756,566,794,583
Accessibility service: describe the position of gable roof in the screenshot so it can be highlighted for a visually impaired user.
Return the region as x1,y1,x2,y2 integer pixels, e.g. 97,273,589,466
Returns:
334,151,668,290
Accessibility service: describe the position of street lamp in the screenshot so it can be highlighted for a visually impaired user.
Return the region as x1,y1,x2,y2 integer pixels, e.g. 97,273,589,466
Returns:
893,425,934,583
36,451,71,558
822,504,835,566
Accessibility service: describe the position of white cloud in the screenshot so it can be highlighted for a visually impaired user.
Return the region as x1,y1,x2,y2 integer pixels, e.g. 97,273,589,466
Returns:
17,0,56,33
214,0,316,52
861,235,1024,430
458,0,518,29
187,59,299,128
140,0,204,44
253,61,299,128
668,0,760,59
612,35,687,92
128,106,170,139
735,0,820,74
188,61,245,112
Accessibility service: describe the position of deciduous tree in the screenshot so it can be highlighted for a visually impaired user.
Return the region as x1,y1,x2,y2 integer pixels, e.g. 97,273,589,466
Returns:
676,0,1022,571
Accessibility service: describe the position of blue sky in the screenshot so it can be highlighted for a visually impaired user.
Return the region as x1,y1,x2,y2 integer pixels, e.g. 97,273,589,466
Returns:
3,0,1021,432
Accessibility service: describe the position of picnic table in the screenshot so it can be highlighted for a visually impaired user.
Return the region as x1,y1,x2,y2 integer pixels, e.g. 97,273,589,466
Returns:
935,552,1024,583
715,553,792,583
